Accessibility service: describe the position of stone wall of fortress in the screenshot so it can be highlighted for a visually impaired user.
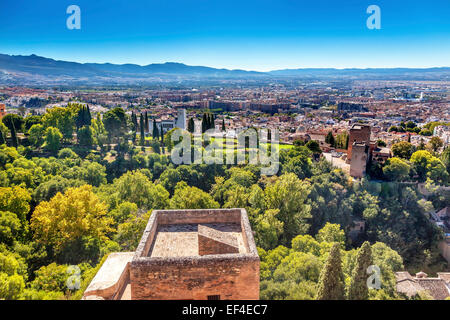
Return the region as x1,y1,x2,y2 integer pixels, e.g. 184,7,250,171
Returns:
130,208,260,300
130,256,259,300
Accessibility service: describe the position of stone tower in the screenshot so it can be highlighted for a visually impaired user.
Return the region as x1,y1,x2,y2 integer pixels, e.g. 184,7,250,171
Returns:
176,108,187,130
347,124,371,163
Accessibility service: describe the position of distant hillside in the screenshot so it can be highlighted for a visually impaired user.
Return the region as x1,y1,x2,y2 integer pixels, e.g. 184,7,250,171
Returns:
0,54,264,79
269,67,450,78
0,53,448,84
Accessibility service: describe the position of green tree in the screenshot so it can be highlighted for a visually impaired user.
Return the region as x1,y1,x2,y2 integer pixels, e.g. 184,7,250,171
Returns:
114,170,169,209
0,211,21,245
169,182,219,209
347,241,373,300
306,140,322,154
265,173,311,245
429,136,443,153
201,113,207,133
152,119,159,140
291,234,321,256
410,150,448,183
0,186,31,228
77,125,94,147
376,140,386,147
188,118,195,133
139,114,145,147
0,129,5,145
325,131,335,147
410,150,433,181
144,112,149,133
10,121,18,148
43,127,62,153
30,185,114,254
253,209,284,250
391,141,413,159
426,157,448,184
28,124,45,147
316,243,345,300
2,114,24,133
316,223,346,247
441,147,450,172
103,107,127,141
383,157,411,181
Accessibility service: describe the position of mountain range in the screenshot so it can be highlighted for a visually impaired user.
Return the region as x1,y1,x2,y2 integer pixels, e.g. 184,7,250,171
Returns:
1,53,449,84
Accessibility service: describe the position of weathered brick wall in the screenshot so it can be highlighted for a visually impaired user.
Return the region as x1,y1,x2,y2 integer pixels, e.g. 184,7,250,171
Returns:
350,144,368,178
157,209,241,225
198,234,239,256
130,257,259,300
347,126,371,161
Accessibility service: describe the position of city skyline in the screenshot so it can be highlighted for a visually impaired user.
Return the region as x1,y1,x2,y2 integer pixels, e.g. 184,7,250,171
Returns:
0,0,449,71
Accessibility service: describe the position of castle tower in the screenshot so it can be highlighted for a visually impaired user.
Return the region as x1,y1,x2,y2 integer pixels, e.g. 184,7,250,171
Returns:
347,124,371,162
349,142,369,178
176,109,186,130
0,104,6,119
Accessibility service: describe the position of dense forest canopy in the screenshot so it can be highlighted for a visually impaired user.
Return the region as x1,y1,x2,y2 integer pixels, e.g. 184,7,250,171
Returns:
0,103,448,300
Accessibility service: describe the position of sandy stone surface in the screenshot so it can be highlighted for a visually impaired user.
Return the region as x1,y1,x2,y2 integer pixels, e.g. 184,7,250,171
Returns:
149,223,247,257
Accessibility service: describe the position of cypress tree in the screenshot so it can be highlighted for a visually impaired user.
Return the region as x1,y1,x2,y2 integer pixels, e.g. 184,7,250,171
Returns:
152,119,159,140
326,131,335,147
221,118,225,131
75,107,83,130
347,242,373,300
144,112,149,133
188,118,195,133
131,113,137,131
86,105,92,125
0,129,5,145
209,113,215,130
139,114,145,146
10,121,19,148
316,243,345,300
201,113,207,133
81,106,86,127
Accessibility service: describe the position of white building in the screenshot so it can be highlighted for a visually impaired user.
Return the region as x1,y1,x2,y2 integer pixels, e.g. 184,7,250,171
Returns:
149,109,186,135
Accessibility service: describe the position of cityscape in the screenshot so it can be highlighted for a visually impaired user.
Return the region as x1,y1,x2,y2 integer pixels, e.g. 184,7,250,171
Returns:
0,0,449,308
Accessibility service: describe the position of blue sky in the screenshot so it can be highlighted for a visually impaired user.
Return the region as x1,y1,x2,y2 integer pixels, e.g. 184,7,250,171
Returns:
0,0,449,71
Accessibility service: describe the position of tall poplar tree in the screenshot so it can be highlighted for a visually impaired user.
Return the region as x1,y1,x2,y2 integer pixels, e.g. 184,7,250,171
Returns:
188,118,195,133
201,113,207,133
0,129,5,145
152,119,159,140
139,114,145,146
144,112,149,133
316,243,345,300
347,241,373,300
85,105,92,125
325,131,335,147
209,113,215,130
10,121,19,148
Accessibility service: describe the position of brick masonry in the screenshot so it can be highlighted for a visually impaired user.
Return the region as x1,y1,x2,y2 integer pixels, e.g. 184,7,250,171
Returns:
130,208,260,300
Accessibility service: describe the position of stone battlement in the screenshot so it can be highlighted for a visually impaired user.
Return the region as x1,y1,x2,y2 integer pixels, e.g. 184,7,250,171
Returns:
83,208,260,300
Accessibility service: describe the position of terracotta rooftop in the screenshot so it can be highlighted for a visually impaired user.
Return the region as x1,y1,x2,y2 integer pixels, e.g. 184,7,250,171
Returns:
395,271,450,300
